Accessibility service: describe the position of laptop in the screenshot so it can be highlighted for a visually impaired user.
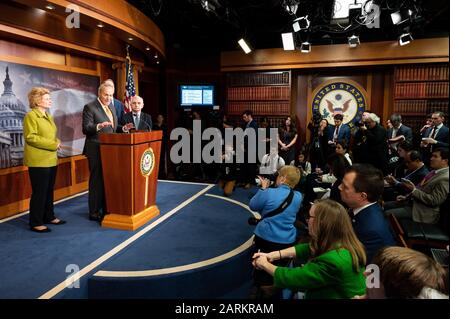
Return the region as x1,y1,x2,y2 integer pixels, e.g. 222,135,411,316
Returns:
431,248,449,267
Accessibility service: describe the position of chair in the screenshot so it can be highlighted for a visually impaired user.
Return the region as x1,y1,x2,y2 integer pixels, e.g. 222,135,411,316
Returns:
395,195,449,249
388,214,408,248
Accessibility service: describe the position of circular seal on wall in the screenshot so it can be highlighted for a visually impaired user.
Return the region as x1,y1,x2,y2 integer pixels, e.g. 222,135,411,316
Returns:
311,79,367,127
140,148,155,176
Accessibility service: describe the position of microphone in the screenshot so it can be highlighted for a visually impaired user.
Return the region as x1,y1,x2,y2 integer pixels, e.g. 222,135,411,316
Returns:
137,116,152,132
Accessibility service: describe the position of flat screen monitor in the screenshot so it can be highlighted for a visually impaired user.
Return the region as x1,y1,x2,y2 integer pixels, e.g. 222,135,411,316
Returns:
180,85,214,107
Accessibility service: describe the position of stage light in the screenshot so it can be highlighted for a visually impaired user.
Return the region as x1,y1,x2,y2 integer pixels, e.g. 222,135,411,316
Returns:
238,38,252,54
282,33,295,51
348,35,360,48
300,42,311,53
391,9,413,25
398,33,413,46
292,16,310,32
284,0,299,15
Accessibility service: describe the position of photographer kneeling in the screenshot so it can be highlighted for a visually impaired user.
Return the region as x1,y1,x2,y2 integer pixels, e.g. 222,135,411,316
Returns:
249,165,303,298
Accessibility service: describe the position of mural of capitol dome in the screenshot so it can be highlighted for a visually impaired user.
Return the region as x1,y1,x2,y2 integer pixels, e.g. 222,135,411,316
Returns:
0,66,26,167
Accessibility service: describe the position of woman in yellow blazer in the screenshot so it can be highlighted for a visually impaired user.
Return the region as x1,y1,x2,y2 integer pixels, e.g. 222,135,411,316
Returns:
24,87,66,232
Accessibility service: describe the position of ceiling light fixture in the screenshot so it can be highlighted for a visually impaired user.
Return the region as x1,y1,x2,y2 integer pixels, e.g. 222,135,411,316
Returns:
238,38,252,54
282,32,296,51
391,9,413,25
292,16,310,32
97,22,104,28
398,33,413,46
348,35,360,48
300,42,311,53
45,4,55,10
128,37,134,41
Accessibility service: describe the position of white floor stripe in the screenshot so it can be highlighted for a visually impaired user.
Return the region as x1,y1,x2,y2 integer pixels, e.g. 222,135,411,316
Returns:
158,179,214,186
94,194,257,278
38,184,214,299
94,236,254,278
0,191,89,224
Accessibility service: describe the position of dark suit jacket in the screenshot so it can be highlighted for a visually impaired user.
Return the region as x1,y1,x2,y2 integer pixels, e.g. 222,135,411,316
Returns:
112,98,124,124
366,124,389,173
352,203,396,263
328,124,351,144
82,99,118,158
387,124,413,144
120,112,153,131
424,125,449,148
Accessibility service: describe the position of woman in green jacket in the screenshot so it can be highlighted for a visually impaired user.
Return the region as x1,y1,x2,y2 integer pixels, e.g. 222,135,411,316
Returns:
24,87,66,233
252,199,366,299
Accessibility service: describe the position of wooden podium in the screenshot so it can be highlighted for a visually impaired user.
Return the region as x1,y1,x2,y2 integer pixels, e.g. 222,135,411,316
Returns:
99,131,162,230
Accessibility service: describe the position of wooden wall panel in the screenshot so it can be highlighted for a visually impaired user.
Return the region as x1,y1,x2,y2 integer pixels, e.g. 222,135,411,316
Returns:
0,39,65,66
69,55,98,70
54,162,72,189
75,158,89,184
0,170,31,206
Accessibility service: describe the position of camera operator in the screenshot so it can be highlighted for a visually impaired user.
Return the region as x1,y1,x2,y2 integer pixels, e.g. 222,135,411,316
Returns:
308,112,329,171
248,166,303,298
352,112,370,164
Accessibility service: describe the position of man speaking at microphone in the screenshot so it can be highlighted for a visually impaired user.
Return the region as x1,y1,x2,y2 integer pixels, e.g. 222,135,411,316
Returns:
121,95,152,132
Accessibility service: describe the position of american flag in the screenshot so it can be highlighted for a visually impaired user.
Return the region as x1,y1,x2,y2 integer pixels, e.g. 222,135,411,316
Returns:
123,54,135,113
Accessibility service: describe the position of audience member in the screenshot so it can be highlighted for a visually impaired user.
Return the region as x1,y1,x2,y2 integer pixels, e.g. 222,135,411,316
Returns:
327,113,350,148
363,247,448,299
249,165,302,298
339,164,395,263
385,148,449,223
252,199,366,299
420,111,449,167
278,116,298,165
359,113,389,174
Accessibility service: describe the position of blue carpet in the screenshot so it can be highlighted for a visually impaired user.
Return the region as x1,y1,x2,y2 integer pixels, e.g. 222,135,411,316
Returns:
0,182,259,299
0,181,207,299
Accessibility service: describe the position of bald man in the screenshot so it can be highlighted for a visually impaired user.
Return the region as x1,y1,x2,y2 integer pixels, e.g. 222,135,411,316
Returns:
120,95,152,132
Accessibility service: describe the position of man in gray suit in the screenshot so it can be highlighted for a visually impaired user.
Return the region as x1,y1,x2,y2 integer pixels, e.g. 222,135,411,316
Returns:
386,147,449,224
82,82,132,221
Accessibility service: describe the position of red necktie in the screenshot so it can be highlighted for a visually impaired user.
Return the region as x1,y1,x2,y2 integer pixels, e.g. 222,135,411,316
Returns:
418,170,436,188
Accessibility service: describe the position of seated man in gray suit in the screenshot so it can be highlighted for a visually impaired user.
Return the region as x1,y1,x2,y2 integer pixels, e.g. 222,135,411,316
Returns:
120,95,152,132
82,82,130,221
385,148,449,224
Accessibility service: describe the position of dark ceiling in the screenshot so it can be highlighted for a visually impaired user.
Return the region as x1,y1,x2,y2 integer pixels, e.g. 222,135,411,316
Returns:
127,0,449,52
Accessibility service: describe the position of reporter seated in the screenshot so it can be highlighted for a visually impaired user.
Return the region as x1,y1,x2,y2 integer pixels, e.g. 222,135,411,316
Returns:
252,199,367,299
384,148,449,224
360,246,448,299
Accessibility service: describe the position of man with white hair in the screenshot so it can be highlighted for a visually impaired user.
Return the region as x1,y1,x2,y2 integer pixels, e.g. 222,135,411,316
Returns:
103,79,125,123
359,112,389,174
120,95,152,132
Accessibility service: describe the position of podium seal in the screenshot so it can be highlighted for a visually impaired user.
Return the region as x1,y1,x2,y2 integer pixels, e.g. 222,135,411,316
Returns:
140,148,155,176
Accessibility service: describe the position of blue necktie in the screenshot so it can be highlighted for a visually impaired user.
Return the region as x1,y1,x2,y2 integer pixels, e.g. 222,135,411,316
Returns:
133,113,140,129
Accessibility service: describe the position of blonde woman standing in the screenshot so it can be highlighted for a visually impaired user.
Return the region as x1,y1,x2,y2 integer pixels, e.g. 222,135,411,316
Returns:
23,87,66,233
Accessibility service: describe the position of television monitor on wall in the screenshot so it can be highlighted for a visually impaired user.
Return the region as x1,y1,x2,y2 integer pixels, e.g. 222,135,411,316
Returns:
179,85,214,107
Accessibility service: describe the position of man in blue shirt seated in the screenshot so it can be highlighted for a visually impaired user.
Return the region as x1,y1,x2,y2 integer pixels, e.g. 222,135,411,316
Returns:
249,165,303,298
339,164,396,263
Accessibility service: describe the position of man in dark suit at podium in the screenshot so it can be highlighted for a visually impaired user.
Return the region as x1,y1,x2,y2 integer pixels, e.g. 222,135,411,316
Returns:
82,82,121,222
120,95,152,132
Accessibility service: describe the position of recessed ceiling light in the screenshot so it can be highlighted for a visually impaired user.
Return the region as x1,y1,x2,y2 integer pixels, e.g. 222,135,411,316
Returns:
128,37,134,41
154,53,158,59
156,61,160,64
45,4,55,10
97,23,104,28
145,47,150,51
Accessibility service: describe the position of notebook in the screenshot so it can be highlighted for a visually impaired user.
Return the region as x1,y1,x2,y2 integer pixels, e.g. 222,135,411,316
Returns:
431,248,449,267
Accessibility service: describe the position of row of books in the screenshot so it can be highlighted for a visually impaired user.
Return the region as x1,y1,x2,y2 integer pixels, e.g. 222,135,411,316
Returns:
393,100,449,114
227,101,290,115
227,86,291,100
226,115,288,129
394,82,449,98
395,64,449,81
227,71,291,87
402,117,427,133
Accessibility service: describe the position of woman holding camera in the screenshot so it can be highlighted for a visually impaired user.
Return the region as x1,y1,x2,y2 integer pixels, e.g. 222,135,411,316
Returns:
249,165,303,298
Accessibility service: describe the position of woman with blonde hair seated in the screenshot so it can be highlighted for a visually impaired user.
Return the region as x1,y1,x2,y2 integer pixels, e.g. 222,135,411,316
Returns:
252,199,366,299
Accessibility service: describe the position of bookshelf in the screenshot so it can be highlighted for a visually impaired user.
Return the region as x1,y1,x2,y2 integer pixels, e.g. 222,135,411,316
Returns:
226,71,291,128
393,64,449,132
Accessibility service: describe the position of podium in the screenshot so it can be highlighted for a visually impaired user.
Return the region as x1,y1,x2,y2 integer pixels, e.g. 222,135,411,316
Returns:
99,131,162,230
